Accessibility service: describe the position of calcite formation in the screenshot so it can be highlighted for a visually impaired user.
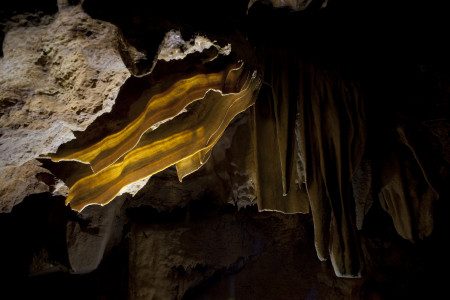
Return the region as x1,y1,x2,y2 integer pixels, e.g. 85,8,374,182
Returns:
49,52,261,211
252,48,366,277
378,124,439,241
244,0,448,278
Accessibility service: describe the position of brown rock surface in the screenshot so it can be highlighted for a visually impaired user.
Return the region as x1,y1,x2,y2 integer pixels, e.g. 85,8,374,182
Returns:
128,208,357,300
0,160,50,212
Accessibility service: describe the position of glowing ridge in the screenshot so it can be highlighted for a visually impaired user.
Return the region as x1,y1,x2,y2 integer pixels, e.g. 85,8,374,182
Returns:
56,63,260,211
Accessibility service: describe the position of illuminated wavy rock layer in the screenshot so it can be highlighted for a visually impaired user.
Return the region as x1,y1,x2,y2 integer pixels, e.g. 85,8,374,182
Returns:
49,53,261,212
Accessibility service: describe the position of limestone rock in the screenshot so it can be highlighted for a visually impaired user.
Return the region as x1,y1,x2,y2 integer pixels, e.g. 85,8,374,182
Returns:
0,5,132,211
0,160,50,212
157,30,231,63
128,209,311,300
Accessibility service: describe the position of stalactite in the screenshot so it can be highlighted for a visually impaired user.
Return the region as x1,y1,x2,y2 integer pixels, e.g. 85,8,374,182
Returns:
252,85,310,213
269,50,299,196
352,159,373,230
254,45,366,277
379,124,439,241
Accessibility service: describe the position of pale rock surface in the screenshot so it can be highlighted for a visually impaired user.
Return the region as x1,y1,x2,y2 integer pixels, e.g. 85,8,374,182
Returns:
0,160,50,212
0,5,132,211
157,30,231,62
117,175,152,198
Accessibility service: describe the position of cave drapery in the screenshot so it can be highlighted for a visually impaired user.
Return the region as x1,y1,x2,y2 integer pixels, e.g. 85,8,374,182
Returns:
253,46,367,276
46,31,441,278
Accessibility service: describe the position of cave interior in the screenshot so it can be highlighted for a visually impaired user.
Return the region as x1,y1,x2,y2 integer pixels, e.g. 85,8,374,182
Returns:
0,0,449,299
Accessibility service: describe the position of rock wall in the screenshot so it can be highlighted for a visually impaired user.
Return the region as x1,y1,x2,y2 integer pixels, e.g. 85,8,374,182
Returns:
0,5,132,211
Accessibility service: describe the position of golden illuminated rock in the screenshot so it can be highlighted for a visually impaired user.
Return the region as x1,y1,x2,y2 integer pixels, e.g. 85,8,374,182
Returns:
51,62,243,173
50,54,260,211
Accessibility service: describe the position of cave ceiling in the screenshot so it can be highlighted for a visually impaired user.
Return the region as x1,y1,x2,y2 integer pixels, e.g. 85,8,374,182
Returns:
1,0,449,283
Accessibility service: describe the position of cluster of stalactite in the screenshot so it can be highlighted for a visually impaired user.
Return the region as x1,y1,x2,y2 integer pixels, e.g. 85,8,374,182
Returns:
47,51,261,211
251,45,441,277
251,47,365,277
44,37,442,279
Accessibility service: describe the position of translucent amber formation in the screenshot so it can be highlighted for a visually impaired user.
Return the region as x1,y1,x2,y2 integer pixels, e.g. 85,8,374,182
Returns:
52,63,244,173
51,55,260,212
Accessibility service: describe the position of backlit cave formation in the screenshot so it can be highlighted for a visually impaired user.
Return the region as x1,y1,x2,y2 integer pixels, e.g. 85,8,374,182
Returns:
1,0,449,299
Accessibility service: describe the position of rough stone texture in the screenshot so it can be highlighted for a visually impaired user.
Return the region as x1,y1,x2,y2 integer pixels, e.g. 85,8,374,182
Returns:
0,5,130,163
157,30,231,62
0,160,50,212
128,208,358,300
0,5,132,211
